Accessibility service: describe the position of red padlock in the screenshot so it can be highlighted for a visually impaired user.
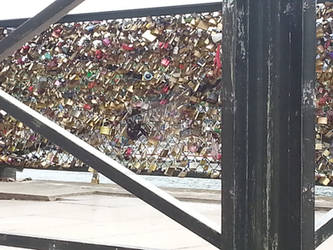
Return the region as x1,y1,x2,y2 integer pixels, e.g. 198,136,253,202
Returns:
160,99,168,105
161,58,170,67
125,147,133,157
162,86,169,93
95,50,103,59
16,58,24,65
88,81,96,89
84,104,92,110
22,45,30,51
122,43,134,51
158,42,169,49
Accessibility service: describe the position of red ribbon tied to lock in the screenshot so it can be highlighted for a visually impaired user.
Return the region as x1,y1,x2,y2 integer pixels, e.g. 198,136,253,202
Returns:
214,44,222,75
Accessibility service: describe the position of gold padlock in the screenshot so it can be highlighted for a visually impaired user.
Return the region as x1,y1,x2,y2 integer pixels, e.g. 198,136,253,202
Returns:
210,171,220,179
323,149,330,157
17,122,24,128
319,176,331,186
133,162,141,169
164,166,175,176
318,117,328,125
148,163,157,173
100,119,111,135
315,143,323,150
178,171,187,178
160,149,169,157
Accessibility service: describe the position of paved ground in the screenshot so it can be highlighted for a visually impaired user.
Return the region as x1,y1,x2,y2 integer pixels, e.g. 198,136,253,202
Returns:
0,196,220,249
0,180,332,249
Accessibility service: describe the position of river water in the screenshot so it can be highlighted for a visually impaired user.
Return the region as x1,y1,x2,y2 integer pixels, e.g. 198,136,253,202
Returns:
16,169,333,196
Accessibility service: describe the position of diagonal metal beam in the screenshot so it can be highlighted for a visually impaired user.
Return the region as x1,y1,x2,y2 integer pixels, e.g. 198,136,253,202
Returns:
315,209,333,248
0,90,221,247
0,0,85,62
0,233,161,250
0,2,222,28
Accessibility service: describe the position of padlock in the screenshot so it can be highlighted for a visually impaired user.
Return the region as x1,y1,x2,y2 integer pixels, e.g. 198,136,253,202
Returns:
164,166,175,176
323,149,331,157
160,149,169,157
319,176,331,186
100,119,111,135
148,163,157,173
318,117,328,125
178,170,187,178
142,30,157,42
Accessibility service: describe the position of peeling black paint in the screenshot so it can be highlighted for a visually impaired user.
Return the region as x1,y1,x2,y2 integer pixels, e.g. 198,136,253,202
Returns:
222,0,316,249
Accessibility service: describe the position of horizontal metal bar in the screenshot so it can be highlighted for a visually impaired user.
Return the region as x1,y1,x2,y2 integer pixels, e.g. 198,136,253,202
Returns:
0,233,159,250
0,2,222,28
317,0,333,3
0,90,221,248
0,0,85,62
315,209,333,247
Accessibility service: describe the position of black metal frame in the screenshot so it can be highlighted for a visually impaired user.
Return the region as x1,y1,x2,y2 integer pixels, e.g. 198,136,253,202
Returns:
315,208,333,247
0,2,222,28
0,233,159,250
0,0,332,249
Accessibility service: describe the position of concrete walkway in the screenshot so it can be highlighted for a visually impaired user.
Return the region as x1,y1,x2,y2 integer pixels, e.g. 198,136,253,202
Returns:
0,180,332,249
0,197,220,249
0,180,221,203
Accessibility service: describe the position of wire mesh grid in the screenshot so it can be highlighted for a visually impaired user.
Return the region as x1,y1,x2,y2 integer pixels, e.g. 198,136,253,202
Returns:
0,11,222,178
316,2,333,185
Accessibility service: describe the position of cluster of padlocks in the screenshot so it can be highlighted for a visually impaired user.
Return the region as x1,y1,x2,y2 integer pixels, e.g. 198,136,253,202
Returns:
0,4,332,183
316,3,333,185
0,11,222,178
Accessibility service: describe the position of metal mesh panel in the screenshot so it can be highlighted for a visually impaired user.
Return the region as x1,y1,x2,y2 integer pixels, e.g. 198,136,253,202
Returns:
0,11,222,178
316,2,333,185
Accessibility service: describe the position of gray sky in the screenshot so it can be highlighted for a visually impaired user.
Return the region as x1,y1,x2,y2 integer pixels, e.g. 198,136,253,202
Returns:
1,0,216,20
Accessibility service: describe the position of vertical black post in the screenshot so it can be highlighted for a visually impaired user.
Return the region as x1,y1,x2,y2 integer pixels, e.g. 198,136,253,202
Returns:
221,0,249,249
222,0,316,249
301,0,316,249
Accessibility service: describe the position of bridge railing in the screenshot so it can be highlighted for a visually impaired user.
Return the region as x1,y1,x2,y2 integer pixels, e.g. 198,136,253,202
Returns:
0,0,332,250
